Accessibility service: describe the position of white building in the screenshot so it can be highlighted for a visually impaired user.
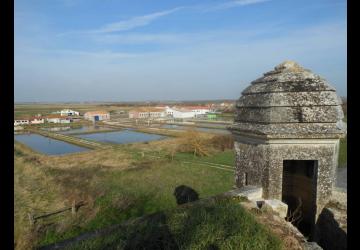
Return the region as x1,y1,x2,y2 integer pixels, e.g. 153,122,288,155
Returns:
165,106,211,119
14,116,45,126
60,109,80,116
165,107,194,119
30,117,45,124
46,115,72,123
14,119,29,126
84,111,110,121
129,108,166,119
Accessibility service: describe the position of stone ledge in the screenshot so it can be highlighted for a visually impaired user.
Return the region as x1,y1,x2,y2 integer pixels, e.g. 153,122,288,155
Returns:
224,186,263,201
237,186,263,200
263,199,288,219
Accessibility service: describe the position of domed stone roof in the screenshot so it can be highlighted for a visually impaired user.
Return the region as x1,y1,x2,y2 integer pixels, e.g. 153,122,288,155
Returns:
229,61,346,139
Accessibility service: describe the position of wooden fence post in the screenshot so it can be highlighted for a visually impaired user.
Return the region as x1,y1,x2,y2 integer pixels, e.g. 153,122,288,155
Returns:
72,200,76,215
28,213,34,226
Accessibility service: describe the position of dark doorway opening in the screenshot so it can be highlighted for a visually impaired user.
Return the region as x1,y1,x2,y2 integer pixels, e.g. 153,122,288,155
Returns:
282,160,318,240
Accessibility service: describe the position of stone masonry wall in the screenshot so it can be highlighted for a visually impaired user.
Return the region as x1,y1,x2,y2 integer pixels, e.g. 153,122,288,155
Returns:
234,139,339,220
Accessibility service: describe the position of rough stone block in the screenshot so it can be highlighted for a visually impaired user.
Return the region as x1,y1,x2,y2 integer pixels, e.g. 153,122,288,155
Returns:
263,199,288,218
237,186,263,200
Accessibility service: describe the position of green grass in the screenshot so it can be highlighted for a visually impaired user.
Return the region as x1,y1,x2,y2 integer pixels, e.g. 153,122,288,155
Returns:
215,113,234,122
14,148,67,249
174,150,235,166
63,197,282,250
35,158,235,247
13,145,236,248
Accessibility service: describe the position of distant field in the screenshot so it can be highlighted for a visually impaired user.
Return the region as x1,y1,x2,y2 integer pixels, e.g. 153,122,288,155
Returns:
14,103,133,118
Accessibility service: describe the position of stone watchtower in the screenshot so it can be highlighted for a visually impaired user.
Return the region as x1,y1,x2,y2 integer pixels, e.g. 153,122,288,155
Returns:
229,61,346,238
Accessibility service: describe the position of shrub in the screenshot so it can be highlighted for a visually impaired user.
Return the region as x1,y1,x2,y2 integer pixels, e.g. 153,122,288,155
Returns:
207,135,234,151
176,128,210,157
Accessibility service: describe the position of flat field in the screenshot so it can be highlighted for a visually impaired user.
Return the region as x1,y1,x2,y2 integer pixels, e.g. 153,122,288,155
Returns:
14,103,132,118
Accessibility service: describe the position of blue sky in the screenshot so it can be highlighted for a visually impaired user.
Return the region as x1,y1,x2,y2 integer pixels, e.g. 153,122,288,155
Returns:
15,0,347,102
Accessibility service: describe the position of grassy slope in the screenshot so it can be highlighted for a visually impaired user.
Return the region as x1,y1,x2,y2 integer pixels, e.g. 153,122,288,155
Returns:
65,197,282,250
174,150,235,166
14,144,69,249
14,139,236,248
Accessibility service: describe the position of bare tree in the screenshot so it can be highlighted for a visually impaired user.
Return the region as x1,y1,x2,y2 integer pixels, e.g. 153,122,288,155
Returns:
285,197,303,226
179,127,210,157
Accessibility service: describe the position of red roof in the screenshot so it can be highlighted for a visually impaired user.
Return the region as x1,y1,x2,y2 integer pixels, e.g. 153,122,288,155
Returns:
130,107,165,113
84,111,109,116
15,116,44,121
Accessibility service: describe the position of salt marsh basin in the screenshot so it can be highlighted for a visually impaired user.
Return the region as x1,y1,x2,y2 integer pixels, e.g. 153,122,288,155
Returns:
41,125,115,134
15,133,90,155
74,130,167,144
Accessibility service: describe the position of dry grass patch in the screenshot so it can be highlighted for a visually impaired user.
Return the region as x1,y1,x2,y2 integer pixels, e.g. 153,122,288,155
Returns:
39,148,133,170
14,155,66,249
15,135,237,248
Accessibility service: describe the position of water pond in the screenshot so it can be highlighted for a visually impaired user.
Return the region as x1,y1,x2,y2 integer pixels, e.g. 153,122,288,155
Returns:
15,133,90,155
41,126,72,132
75,130,166,144
60,125,115,134
41,125,115,134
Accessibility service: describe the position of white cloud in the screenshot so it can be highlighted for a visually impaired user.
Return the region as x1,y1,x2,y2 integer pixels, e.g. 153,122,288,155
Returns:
203,0,270,12
58,1,270,37
85,7,183,34
90,26,284,46
93,33,186,44
43,49,138,59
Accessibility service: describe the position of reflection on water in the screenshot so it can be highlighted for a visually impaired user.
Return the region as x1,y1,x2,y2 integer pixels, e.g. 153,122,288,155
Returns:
15,133,89,155
41,126,71,132
75,130,166,144
60,125,114,134
41,125,114,134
